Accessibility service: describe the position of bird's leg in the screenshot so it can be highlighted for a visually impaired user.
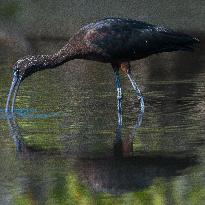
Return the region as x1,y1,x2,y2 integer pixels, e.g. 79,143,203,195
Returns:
127,71,144,112
114,68,123,126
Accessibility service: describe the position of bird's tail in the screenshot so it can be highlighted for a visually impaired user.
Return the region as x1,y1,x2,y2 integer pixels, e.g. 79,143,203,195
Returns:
172,32,199,51
157,30,200,52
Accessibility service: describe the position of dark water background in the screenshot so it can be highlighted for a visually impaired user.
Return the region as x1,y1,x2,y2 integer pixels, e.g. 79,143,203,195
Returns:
0,1,205,204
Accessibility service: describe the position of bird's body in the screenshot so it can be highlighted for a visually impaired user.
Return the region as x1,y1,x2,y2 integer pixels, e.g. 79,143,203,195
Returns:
68,18,198,63
6,18,199,117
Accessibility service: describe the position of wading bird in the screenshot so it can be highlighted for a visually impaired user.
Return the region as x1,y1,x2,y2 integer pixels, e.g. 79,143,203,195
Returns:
6,18,199,118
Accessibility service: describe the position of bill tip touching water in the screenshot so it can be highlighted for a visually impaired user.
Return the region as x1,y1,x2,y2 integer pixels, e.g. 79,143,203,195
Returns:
5,17,199,117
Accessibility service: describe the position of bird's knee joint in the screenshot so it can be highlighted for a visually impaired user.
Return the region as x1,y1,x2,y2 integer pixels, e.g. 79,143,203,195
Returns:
120,62,131,74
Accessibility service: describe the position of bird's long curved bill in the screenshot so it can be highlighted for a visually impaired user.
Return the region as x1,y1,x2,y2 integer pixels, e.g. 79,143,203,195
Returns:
5,72,22,113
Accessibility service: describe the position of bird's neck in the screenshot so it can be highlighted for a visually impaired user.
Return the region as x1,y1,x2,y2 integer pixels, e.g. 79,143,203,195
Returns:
52,43,79,67
35,43,78,71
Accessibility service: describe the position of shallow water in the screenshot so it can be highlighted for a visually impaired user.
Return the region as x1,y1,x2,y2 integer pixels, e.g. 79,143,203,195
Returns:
0,37,205,205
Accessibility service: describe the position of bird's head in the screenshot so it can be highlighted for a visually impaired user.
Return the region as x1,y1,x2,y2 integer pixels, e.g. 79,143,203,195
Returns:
6,55,41,113
13,55,40,80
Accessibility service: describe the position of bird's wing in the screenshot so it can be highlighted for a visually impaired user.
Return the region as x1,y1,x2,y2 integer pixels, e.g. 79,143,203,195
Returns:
82,18,198,60
83,20,156,60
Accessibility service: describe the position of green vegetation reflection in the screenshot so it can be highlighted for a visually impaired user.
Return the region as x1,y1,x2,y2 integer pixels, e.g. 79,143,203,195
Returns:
14,169,205,205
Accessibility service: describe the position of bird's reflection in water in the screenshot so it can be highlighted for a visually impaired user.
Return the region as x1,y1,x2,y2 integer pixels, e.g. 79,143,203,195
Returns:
114,107,143,158
6,105,143,157
6,111,198,195
7,113,26,153
73,109,198,194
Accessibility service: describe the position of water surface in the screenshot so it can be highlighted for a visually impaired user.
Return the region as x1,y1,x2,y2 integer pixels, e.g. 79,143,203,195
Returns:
0,2,205,201
0,38,205,204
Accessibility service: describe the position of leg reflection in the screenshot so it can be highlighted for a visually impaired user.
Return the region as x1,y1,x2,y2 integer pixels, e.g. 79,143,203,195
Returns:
6,113,25,152
114,110,144,158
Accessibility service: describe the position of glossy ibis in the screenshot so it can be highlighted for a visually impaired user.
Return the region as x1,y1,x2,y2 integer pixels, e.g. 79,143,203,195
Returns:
6,18,199,116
